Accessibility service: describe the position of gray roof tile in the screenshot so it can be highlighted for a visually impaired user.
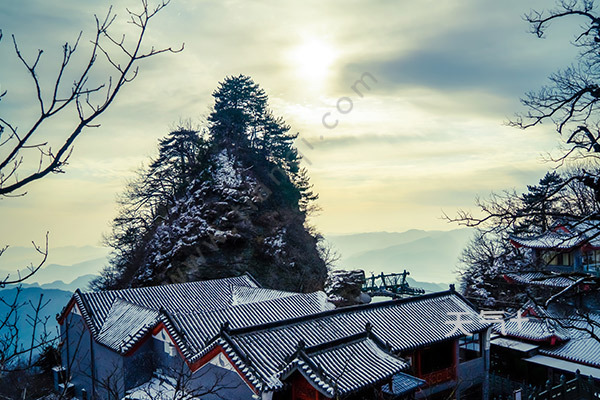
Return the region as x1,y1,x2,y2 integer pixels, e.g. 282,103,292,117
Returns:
204,291,489,393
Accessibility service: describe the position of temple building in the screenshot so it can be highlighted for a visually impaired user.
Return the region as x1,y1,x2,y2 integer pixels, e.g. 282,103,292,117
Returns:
509,220,600,276
491,302,600,388
55,274,492,400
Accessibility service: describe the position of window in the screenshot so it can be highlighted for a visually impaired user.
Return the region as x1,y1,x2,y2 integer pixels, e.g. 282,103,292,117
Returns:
583,250,600,273
459,333,481,362
541,250,572,266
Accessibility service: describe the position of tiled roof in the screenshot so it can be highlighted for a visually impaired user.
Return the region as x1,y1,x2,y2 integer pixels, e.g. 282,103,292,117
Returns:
381,372,426,396
568,220,600,247
497,302,570,343
231,285,297,306
167,291,334,356
62,277,486,397
504,272,580,288
61,274,331,355
510,220,600,249
230,291,488,352
73,275,259,334
509,232,583,250
539,312,600,368
278,333,411,397
497,304,600,368
501,315,570,343
123,374,191,400
96,299,159,353
196,291,489,394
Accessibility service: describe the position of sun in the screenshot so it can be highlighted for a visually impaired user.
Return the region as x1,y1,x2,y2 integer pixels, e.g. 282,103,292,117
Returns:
290,37,337,82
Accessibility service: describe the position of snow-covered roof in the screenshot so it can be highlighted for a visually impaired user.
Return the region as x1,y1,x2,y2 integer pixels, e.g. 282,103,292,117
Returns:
59,274,331,355
539,312,600,368
525,355,600,379
123,375,194,400
381,372,427,397
504,272,582,288
501,315,570,343
193,290,489,394
230,285,297,306
510,231,583,250
496,304,600,368
491,337,539,353
278,332,413,397
166,291,334,357
496,302,570,343
61,277,487,397
67,274,260,335
510,220,600,250
96,299,160,353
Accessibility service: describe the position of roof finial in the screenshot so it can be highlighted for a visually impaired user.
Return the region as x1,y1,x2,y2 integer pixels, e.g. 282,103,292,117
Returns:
296,339,306,351
449,283,455,293
220,321,231,333
365,322,373,333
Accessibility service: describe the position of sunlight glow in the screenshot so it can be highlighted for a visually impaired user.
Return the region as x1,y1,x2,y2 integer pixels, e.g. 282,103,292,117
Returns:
290,37,337,82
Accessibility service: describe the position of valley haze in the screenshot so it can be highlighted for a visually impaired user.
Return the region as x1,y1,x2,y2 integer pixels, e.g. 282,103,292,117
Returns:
0,228,467,290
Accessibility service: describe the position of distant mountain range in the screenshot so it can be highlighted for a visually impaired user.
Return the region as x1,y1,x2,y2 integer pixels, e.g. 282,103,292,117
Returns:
0,245,109,271
0,246,108,358
0,230,472,359
0,230,472,292
0,230,472,291
5,274,99,292
0,246,108,287
327,228,473,286
0,287,73,358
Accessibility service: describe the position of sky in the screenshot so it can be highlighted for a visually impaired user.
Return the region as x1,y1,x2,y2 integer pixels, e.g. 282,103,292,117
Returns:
0,0,585,250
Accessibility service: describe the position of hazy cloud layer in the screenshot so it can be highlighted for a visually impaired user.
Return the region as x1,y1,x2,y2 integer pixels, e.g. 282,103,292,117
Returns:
0,0,578,249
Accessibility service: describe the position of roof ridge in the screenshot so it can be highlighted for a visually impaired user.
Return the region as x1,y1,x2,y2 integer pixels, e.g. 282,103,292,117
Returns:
302,330,370,356
302,328,399,359
78,274,256,295
242,272,262,288
108,297,158,312
167,290,320,318
229,290,454,336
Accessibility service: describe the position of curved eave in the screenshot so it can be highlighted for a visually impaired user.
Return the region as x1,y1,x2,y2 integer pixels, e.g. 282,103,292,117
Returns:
57,290,99,337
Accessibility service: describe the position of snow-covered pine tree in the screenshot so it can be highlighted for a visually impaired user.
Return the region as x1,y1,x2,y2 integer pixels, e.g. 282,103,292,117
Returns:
95,75,326,292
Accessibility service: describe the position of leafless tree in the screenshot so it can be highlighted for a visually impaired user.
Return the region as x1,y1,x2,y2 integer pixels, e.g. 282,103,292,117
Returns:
130,360,242,400
0,287,54,372
0,0,182,197
0,0,182,391
507,1,600,192
0,0,182,287
73,347,241,400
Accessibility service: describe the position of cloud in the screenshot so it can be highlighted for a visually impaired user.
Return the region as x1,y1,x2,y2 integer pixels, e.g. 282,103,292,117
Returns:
0,0,584,246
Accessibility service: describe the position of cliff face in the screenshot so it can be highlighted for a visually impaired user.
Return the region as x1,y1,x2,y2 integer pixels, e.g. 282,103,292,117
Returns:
130,148,327,293
101,76,327,293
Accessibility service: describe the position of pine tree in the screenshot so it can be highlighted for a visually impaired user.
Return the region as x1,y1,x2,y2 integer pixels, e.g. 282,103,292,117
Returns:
517,171,564,233
208,75,316,209
96,76,326,292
